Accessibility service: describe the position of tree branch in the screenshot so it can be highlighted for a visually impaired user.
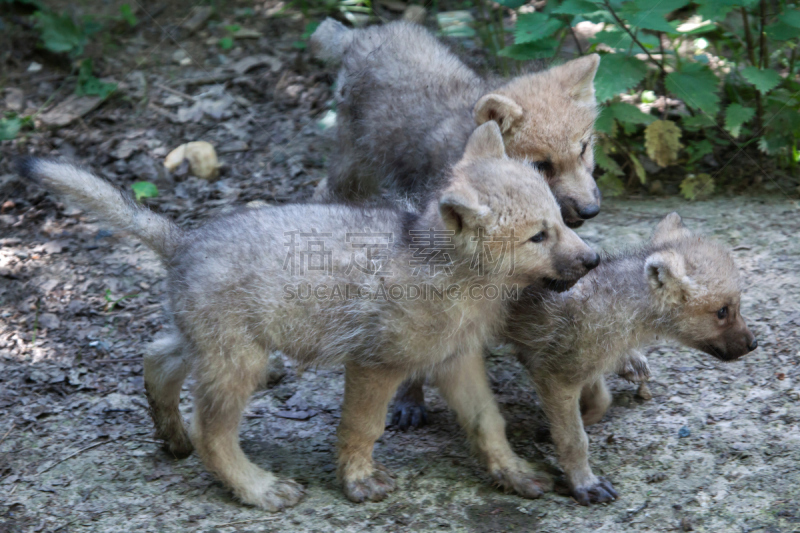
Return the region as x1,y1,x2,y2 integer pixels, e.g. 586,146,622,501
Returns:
603,0,666,74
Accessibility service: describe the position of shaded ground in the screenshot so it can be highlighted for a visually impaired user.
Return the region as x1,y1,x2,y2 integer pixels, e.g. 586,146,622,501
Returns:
1,2,800,532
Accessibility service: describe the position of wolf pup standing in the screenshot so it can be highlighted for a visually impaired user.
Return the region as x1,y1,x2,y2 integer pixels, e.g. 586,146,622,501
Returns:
505,213,757,505
17,123,600,510
311,19,601,226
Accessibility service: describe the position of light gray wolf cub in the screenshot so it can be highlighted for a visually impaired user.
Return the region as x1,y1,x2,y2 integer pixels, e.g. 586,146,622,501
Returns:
18,122,600,510
505,212,757,505
311,19,602,227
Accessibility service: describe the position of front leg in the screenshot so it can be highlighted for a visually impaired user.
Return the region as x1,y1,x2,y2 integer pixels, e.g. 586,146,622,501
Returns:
433,350,552,498
337,362,407,503
616,349,651,383
534,379,618,506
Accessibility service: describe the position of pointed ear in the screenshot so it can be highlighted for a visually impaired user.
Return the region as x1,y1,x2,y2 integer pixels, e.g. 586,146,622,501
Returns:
462,121,507,161
552,54,599,105
439,183,491,234
473,93,523,134
651,212,692,246
645,250,692,304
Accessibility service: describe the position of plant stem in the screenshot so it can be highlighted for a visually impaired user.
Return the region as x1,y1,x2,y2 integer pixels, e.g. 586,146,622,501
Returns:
603,0,666,74
658,32,667,120
493,4,508,76
740,7,758,66
758,0,768,69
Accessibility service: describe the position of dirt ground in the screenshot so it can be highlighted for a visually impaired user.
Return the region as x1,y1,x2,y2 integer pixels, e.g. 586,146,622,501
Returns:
1,1,800,532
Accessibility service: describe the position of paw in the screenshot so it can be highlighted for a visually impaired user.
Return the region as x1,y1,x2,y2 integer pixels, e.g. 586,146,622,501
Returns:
491,461,553,499
390,400,428,431
163,432,194,459
617,354,651,383
237,479,304,512
342,463,397,503
572,477,618,506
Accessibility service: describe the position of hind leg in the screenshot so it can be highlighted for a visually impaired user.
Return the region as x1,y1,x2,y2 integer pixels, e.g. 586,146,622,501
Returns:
337,362,407,502
144,332,193,458
579,376,611,427
191,341,303,511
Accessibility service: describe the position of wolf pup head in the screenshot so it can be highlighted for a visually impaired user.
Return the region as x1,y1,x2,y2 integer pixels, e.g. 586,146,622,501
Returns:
645,213,757,361
437,122,600,290
473,55,601,228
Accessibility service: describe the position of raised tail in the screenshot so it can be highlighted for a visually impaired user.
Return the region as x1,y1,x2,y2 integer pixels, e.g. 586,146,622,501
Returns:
16,158,182,260
309,18,354,64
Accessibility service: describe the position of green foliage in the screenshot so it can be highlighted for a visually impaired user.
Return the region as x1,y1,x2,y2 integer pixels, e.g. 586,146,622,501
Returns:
680,173,715,200
33,10,96,55
131,181,158,201
76,59,116,99
119,4,137,27
475,0,800,191
104,289,139,312
293,21,320,49
0,116,22,141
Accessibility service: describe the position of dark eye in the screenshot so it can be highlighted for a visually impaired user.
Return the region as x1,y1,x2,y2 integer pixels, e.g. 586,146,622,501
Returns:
717,307,728,320
531,160,554,176
530,231,547,243
580,142,588,157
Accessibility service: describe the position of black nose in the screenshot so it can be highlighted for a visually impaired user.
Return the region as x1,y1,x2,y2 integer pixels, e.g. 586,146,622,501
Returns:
583,253,600,270
747,339,758,351
578,204,601,220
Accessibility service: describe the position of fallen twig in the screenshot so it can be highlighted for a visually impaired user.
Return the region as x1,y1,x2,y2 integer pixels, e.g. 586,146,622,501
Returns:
214,517,280,528
38,440,114,475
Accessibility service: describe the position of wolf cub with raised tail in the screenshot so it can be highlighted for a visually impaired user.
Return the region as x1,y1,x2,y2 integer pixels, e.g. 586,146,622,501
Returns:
505,213,757,505
18,122,600,511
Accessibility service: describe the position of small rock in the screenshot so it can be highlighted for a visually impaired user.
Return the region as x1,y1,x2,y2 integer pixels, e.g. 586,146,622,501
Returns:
162,95,184,107
129,153,171,186
636,382,653,400
27,62,42,72
4,88,24,112
218,140,249,154
172,49,189,64
111,139,141,160
38,313,60,330
181,6,213,34
165,142,220,180
678,426,691,438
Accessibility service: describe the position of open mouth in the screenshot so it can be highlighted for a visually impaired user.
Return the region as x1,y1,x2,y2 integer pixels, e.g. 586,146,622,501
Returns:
544,278,578,293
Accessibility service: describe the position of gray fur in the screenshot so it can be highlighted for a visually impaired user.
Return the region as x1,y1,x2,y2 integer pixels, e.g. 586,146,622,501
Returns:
504,213,757,505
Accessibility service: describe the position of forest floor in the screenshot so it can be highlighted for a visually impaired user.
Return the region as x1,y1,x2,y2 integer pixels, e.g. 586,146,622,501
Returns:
1,1,799,532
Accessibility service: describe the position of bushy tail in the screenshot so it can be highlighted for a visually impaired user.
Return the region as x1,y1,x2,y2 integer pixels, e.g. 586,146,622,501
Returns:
310,18,354,64
17,158,182,260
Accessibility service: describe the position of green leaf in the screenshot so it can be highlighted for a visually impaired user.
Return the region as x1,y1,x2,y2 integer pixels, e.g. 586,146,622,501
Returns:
695,0,756,19
682,114,716,130
498,38,559,60
119,4,137,27
597,172,626,197
131,181,158,201
514,13,564,44
686,139,714,164
595,106,614,134
680,173,715,200
620,0,688,33
76,59,116,99
757,134,788,155
724,103,755,137
225,24,241,33
741,66,782,94
766,20,800,41
551,0,600,16
594,54,648,103
780,9,800,28
219,37,234,50
493,0,527,8
589,27,659,53
665,63,720,116
594,145,623,176
34,11,88,55
608,102,655,125
0,117,21,140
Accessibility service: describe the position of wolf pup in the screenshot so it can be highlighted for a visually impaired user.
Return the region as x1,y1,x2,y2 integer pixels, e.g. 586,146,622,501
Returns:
311,19,601,226
18,123,600,510
504,213,757,505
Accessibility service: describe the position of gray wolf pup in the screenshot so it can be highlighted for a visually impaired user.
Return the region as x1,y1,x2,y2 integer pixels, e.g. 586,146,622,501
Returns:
505,212,757,505
18,122,599,510
311,19,602,227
